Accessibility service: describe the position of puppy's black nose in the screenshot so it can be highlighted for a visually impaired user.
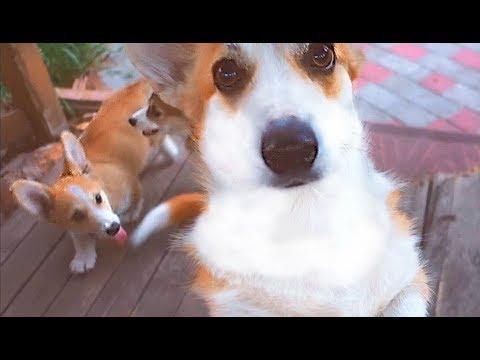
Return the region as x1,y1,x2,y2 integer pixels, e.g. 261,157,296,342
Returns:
261,116,318,174
128,117,137,126
106,222,120,236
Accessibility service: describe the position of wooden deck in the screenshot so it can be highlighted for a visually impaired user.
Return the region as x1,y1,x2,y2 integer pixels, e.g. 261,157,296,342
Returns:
1,148,207,317
1,146,479,316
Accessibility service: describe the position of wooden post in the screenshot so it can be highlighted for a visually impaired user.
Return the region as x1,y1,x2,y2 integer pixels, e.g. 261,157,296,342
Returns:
0,43,68,144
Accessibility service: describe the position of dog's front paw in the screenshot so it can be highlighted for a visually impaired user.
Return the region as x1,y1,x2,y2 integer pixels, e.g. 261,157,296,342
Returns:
69,253,97,274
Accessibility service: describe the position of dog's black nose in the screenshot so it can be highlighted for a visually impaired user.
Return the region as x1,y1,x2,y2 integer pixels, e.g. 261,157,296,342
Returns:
106,222,120,236
261,116,318,175
128,117,137,126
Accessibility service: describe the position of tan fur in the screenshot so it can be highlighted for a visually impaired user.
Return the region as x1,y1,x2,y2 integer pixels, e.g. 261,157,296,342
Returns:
183,45,425,316
387,189,413,236
166,192,207,227
334,43,365,81
386,190,431,306
192,263,341,316
155,44,373,313
287,44,364,99
12,79,155,233
47,175,104,231
193,264,228,295
180,44,223,144
81,80,152,178
128,43,429,316
75,80,154,215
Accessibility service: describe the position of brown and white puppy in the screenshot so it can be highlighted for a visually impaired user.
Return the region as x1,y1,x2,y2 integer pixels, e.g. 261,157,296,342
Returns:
128,92,190,167
11,80,155,274
126,44,431,316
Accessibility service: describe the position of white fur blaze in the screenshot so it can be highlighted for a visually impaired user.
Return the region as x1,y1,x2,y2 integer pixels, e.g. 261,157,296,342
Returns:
163,135,179,159
130,202,170,247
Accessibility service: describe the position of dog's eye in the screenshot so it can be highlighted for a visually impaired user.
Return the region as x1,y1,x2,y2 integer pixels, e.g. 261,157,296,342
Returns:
95,193,102,204
212,58,248,93
71,209,86,222
147,106,162,118
303,43,335,72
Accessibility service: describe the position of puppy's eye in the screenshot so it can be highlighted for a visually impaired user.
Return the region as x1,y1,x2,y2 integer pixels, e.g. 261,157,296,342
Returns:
95,193,102,204
212,58,248,93
303,43,335,72
71,209,86,222
147,106,162,118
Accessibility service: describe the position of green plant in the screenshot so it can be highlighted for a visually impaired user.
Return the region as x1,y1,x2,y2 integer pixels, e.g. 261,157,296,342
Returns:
38,43,109,86
0,82,12,105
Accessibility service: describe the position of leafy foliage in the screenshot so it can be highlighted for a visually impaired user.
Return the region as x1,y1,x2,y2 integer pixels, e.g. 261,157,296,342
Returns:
37,43,109,86
0,82,11,105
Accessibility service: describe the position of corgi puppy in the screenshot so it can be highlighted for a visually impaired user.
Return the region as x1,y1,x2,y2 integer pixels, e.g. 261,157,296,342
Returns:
126,44,431,316
11,80,156,274
128,92,190,168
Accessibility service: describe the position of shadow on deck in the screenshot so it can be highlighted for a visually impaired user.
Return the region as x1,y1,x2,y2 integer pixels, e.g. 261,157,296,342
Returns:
1,147,208,317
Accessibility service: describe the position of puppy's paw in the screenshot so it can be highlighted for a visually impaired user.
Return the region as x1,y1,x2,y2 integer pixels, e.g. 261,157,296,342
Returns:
69,252,97,274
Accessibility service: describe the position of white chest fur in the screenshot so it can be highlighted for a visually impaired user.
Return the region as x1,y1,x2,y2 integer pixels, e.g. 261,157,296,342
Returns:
187,169,422,316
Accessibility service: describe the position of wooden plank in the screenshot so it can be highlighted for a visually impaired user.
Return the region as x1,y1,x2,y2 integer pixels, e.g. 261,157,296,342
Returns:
2,233,72,316
0,108,34,153
47,152,189,317
130,249,194,317
0,44,68,143
130,156,204,317
43,239,126,317
55,88,114,102
175,292,209,317
435,172,480,316
0,209,38,264
87,153,196,316
400,179,431,239
421,174,458,316
0,151,63,263
0,221,65,313
85,228,171,317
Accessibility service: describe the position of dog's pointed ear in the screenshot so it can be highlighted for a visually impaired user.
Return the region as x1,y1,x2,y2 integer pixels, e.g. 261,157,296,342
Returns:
60,131,90,176
10,180,53,219
125,43,196,108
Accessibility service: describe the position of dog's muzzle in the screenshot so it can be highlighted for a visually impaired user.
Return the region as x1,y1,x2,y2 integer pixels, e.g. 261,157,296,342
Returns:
261,116,321,188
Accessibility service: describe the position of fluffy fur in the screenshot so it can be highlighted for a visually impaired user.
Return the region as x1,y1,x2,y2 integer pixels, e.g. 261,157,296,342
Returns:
127,43,430,316
10,80,172,274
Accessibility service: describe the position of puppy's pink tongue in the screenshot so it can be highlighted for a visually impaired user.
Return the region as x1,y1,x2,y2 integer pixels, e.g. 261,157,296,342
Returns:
114,226,127,247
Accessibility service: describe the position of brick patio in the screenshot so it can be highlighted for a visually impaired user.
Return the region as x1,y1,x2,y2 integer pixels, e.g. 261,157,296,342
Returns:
355,43,480,134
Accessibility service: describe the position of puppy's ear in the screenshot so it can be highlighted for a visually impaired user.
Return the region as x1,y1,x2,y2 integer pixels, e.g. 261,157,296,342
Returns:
60,131,90,176
125,43,196,108
11,180,53,219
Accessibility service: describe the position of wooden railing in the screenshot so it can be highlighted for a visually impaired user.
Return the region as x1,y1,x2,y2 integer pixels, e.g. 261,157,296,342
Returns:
0,43,69,158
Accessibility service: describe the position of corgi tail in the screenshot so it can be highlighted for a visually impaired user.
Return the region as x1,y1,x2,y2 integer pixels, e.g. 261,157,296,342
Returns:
130,192,206,248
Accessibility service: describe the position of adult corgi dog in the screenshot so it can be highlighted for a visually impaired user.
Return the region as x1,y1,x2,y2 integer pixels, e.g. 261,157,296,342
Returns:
11,80,157,274
126,44,431,316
